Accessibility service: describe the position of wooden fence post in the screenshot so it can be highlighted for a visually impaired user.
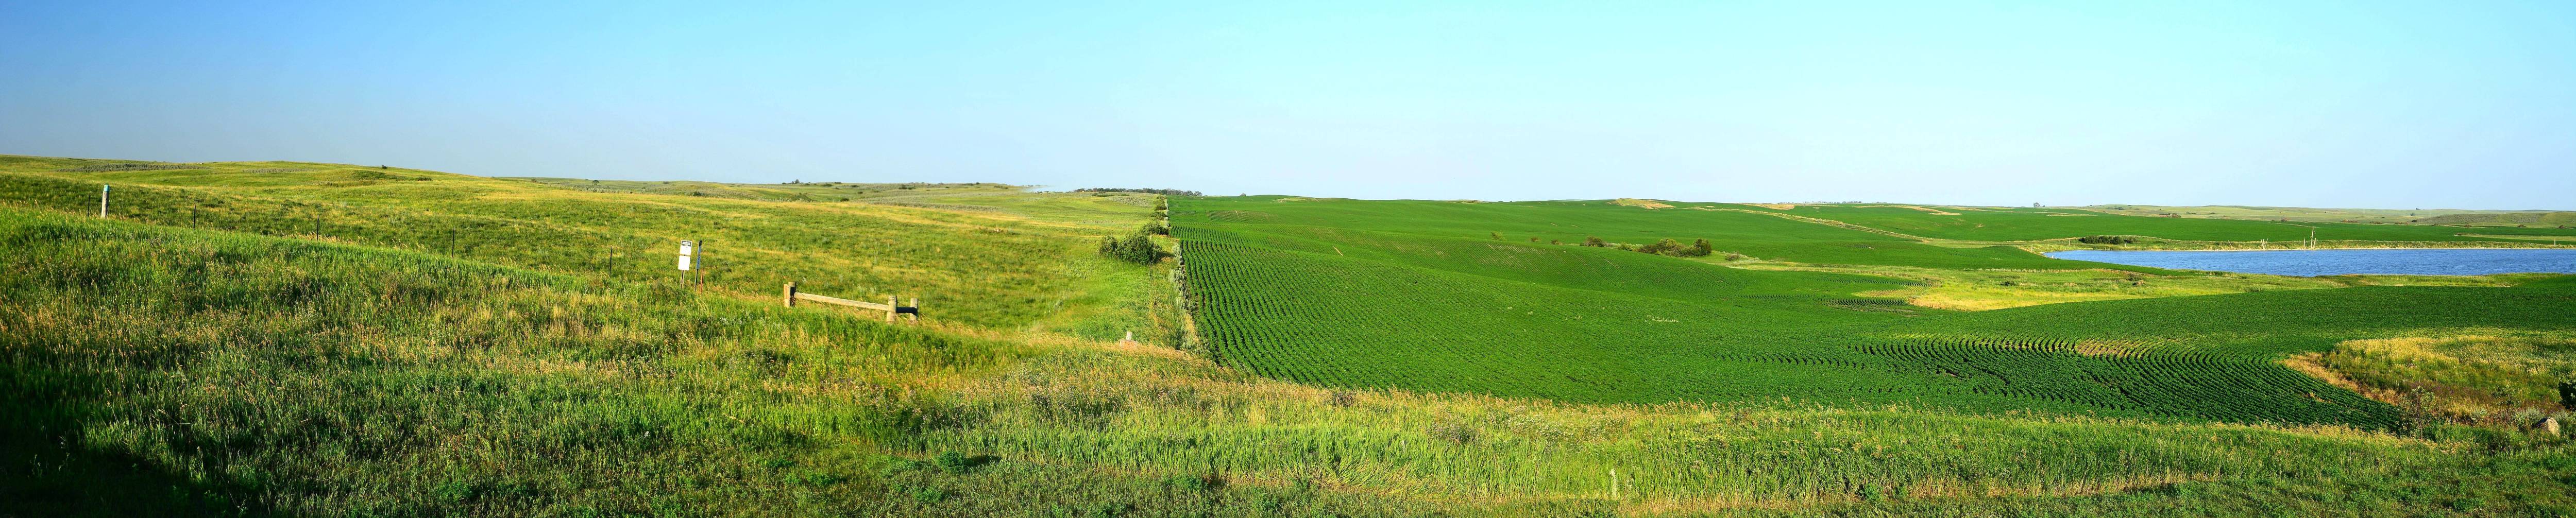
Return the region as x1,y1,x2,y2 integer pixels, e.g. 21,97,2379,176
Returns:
783,282,796,307
99,184,109,218
906,298,919,322
885,296,897,323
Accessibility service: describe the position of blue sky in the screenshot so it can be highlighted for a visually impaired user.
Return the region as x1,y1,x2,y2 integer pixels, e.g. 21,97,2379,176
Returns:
4,1,2570,209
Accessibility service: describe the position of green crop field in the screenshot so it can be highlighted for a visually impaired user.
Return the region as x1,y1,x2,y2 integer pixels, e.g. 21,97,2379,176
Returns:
1173,196,2576,430
6,155,2576,517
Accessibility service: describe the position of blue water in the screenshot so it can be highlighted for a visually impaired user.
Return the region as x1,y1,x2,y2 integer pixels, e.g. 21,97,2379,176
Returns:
2043,248,2576,277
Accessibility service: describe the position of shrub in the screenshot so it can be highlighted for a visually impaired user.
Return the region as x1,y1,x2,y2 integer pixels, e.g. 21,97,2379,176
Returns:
2078,235,2140,245
1582,236,1606,247
1100,232,1164,265
1635,238,1714,257
1636,238,1684,256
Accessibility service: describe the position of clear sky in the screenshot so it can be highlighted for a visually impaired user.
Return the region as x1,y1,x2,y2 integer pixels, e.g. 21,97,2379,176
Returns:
4,1,2570,209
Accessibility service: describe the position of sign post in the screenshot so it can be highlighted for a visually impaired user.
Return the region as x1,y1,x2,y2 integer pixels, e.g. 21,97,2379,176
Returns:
676,239,698,287
99,184,109,217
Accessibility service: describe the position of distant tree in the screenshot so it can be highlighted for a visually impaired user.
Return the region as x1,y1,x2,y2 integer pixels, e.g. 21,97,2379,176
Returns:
1636,238,1684,255
2077,235,2139,245
1691,238,1714,256
1582,236,1607,247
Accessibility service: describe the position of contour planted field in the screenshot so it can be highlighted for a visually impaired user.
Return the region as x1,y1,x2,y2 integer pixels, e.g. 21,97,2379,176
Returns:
1176,197,2159,270
1173,197,2576,428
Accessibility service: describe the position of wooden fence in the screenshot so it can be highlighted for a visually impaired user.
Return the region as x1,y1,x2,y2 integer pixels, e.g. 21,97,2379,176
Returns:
782,282,919,323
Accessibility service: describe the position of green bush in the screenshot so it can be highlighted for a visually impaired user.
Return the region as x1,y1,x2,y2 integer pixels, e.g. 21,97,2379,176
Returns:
1099,232,1165,265
1634,238,1713,257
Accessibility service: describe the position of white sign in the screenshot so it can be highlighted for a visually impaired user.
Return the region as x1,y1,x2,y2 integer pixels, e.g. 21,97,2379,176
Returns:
678,240,696,255
676,254,693,271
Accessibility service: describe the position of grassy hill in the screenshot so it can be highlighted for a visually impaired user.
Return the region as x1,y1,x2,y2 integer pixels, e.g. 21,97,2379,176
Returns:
2419,211,2576,227
5,156,2575,516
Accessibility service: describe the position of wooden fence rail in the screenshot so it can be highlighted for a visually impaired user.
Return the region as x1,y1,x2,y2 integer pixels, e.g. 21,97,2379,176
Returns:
782,282,919,323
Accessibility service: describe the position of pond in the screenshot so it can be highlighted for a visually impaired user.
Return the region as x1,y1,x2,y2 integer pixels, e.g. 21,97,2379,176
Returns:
2043,248,2576,277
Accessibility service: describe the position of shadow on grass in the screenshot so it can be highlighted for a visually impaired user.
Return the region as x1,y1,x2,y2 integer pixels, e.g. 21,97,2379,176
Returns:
0,356,273,517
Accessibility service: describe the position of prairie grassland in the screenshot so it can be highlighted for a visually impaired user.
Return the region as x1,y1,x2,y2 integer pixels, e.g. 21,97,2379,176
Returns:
6,208,2573,517
2295,334,2576,421
0,154,1158,335
510,176,1017,202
